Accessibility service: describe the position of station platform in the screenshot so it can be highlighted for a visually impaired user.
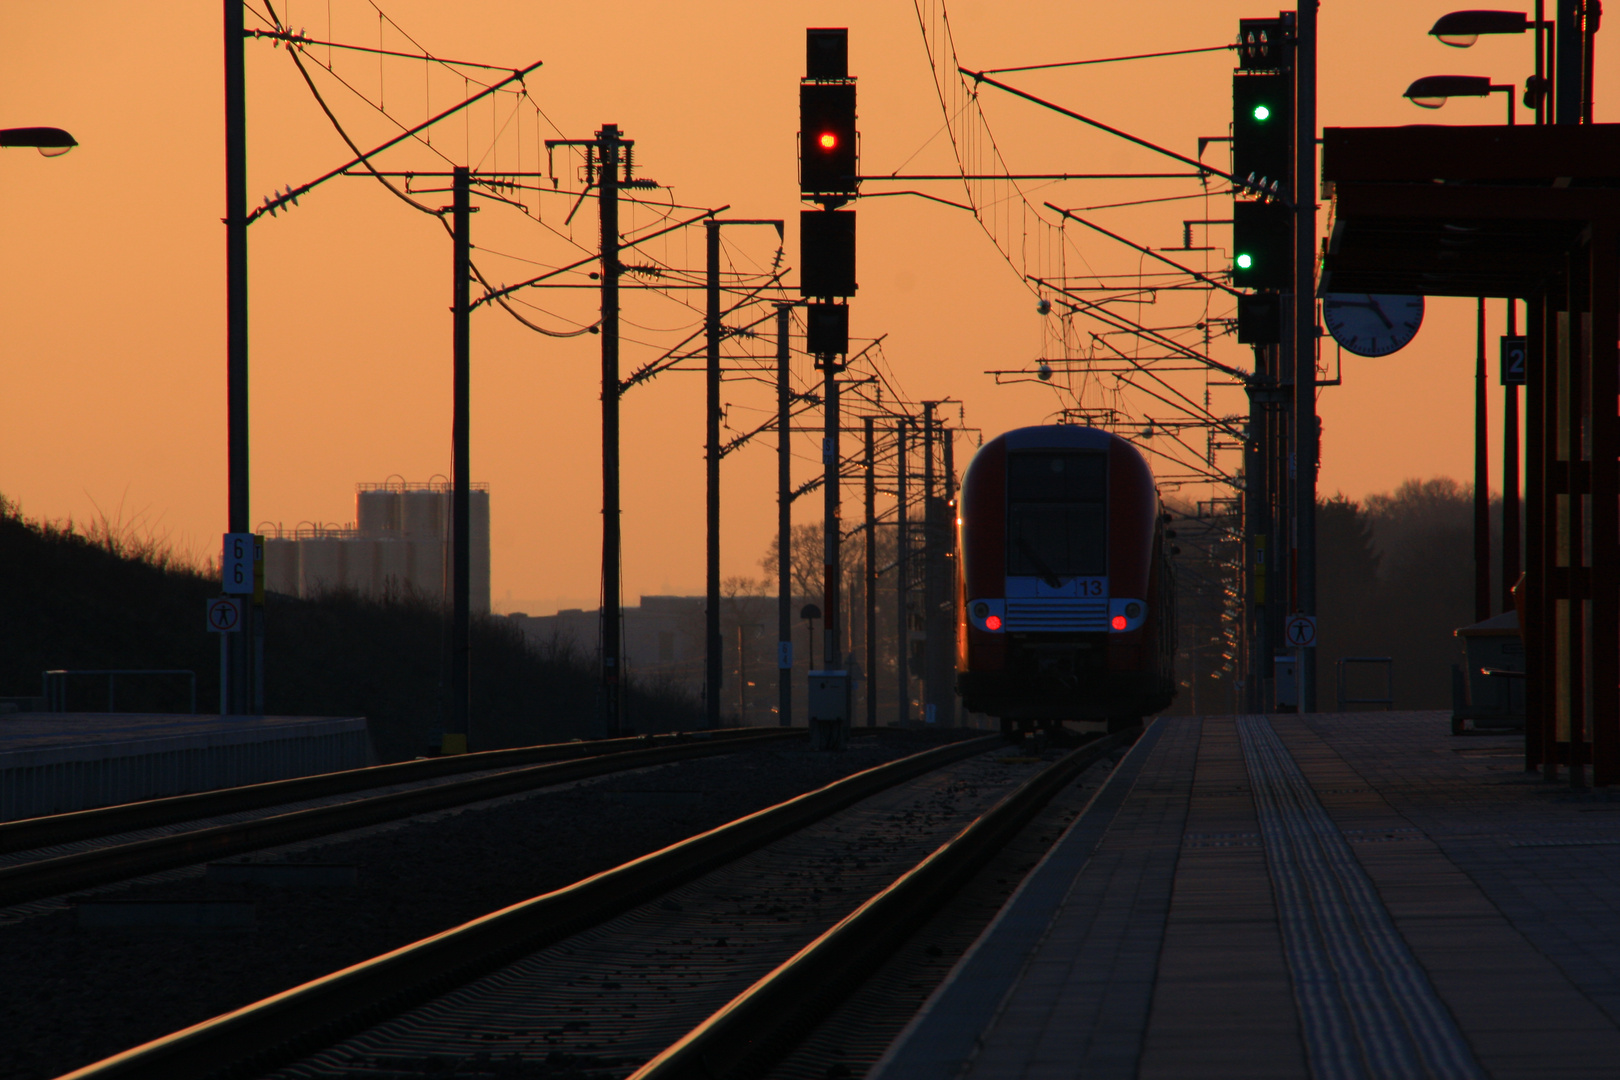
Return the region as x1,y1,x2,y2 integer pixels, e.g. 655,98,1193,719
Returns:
874,712,1620,1080
0,713,373,821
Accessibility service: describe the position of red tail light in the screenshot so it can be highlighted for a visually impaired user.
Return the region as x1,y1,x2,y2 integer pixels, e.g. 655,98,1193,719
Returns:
985,615,1002,631
1111,614,1128,630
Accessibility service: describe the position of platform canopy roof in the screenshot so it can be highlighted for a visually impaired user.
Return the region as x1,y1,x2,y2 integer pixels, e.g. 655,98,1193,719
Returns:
1321,124,1620,298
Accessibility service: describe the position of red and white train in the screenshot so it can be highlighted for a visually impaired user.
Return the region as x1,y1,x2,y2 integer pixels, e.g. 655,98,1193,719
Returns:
955,424,1176,733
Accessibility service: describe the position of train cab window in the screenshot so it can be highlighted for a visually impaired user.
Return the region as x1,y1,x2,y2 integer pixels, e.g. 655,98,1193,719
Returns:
1006,451,1107,578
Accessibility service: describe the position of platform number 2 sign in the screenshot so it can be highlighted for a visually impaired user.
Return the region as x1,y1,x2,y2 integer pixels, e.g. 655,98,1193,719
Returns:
1500,336,1527,386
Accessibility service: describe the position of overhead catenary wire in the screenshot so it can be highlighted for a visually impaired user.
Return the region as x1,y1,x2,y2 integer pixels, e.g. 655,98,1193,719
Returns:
978,43,1236,75
251,0,973,587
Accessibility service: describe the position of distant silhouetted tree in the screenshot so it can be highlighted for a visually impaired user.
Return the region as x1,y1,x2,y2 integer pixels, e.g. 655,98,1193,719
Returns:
1363,478,1475,708
0,493,702,756
1315,494,1384,707
1243,479,1493,713
757,521,904,723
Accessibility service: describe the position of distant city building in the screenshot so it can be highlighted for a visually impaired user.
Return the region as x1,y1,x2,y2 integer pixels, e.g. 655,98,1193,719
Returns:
262,479,490,614
507,596,706,680
508,593,790,724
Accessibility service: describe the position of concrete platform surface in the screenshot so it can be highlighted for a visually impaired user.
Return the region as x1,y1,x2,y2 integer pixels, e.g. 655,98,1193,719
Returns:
874,712,1620,1080
0,713,372,820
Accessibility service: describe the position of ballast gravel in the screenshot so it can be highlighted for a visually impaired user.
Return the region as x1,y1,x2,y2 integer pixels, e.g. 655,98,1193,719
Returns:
0,729,976,1080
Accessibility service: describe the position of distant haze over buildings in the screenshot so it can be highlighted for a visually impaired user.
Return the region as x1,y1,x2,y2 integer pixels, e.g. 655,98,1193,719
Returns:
498,597,605,618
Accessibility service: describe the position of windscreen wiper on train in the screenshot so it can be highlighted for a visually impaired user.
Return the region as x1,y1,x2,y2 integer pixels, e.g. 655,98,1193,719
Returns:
1016,538,1064,590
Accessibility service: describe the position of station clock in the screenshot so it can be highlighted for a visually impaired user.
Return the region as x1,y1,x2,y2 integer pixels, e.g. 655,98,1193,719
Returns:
1321,293,1424,357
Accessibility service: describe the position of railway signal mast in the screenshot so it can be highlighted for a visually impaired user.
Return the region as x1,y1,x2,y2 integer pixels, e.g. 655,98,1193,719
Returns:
800,27,859,749
1293,2,1319,715
1233,13,1317,713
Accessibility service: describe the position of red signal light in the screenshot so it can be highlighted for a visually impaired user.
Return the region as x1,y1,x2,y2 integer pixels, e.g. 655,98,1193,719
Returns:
1111,614,1128,631
985,614,1002,631
800,82,856,197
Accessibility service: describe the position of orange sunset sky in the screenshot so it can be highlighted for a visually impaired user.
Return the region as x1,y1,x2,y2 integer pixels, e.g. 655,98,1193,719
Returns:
3,2,1608,615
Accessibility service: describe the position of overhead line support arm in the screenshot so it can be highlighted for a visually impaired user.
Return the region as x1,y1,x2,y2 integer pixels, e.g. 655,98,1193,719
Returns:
1045,203,1242,298
246,60,544,224
1033,277,1249,381
473,206,729,309
961,70,1293,210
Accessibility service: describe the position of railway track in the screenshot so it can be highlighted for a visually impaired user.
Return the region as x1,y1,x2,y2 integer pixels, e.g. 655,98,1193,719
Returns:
57,728,1132,1080
0,727,796,911
631,728,1135,1080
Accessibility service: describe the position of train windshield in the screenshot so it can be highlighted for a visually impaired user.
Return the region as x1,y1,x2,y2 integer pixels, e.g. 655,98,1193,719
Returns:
1006,450,1107,579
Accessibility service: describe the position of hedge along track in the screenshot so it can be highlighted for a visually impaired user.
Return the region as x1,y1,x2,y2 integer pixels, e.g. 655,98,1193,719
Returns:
630,727,1139,1080
56,734,1002,1080
0,728,798,910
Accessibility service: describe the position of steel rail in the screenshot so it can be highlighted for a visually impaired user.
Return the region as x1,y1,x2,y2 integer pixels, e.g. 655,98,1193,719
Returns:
631,728,1138,1080
0,728,784,855
0,730,801,909
57,734,999,1080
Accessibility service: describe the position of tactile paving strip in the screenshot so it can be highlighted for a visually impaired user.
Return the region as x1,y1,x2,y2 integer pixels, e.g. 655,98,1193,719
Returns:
1237,716,1486,1080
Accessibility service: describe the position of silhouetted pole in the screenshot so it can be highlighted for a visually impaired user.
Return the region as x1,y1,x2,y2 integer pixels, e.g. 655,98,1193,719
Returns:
1272,341,1291,708
823,363,841,672
922,405,938,721
446,166,472,754
225,0,249,715
1293,0,1318,711
1580,1,1596,124
864,415,877,726
599,126,623,737
1475,297,1492,621
706,220,723,729
1244,373,1266,714
737,623,747,720
1556,0,1583,124
776,304,793,727
702,219,783,728
895,420,910,724
941,426,957,726
1504,299,1522,605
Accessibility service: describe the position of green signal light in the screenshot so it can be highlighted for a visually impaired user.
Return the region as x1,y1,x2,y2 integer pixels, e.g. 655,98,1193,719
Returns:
1236,253,1254,269
1253,104,1271,121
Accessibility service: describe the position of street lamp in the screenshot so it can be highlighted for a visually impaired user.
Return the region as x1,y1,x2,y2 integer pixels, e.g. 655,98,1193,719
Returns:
1403,75,1518,123
1428,8,1557,119
0,126,77,158
1430,9,1533,46
1401,72,1516,620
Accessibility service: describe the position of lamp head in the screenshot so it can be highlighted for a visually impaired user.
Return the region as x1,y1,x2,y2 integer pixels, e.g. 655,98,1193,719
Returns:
1429,10,1530,47
1404,74,1494,108
0,126,77,156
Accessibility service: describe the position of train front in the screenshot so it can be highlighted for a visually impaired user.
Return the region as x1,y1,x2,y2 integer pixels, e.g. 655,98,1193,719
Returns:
955,424,1175,730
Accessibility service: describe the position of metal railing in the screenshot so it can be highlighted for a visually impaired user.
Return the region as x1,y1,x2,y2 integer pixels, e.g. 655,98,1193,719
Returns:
42,670,197,714
1335,657,1394,711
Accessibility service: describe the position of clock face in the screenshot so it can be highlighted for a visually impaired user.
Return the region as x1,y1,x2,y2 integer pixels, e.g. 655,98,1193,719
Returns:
1321,293,1424,357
